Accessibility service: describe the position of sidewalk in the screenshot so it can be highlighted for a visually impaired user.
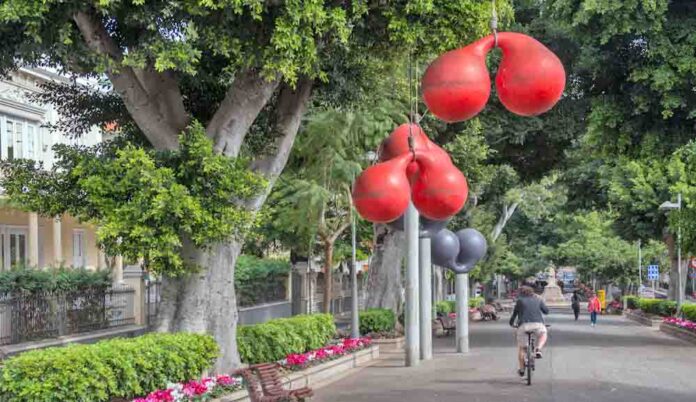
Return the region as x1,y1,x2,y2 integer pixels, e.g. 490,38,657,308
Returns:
313,312,696,402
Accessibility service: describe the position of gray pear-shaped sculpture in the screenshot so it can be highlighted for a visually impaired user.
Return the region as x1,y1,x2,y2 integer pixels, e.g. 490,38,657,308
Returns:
387,214,449,237
431,229,467,272
454,228,488,272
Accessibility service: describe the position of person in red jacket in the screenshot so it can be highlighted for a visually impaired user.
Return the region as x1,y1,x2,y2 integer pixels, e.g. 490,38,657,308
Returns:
588,292,601,327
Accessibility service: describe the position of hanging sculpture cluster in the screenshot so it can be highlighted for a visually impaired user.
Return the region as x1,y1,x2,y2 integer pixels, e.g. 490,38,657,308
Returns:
422,32,566,122
352,123,468,223
351,31,566,272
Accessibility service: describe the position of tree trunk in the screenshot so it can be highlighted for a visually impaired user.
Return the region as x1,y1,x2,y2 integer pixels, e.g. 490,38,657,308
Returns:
323,241,334,314
490,202,519,242
156,238,243,373
665,232,679,300
434,265,444,302
366,224,405,313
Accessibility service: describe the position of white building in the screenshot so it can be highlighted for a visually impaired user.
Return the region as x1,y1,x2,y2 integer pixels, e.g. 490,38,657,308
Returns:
0,68,105,270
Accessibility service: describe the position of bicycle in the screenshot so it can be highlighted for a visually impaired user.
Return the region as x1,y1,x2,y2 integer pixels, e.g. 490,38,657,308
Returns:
521,324,550,386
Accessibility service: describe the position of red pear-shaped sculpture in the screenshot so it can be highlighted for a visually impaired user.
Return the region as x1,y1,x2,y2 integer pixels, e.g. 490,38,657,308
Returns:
421,37,494,122
379,123,430,161
495,32,566,116
352,154,412,223
411,151,468,220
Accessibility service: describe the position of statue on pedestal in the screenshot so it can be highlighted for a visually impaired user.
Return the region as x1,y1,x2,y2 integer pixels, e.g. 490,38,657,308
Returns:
541,266,568,306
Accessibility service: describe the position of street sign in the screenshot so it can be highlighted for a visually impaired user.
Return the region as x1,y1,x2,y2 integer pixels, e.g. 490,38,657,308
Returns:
647,265,659,281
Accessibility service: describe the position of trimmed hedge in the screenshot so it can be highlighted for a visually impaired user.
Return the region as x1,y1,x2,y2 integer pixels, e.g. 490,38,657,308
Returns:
237,314,335,364
638,298,678,317
469,296,485,308
359,308,396,334
623,295,639,310
0,333,218,402
0,267,110,293
682,303,696,321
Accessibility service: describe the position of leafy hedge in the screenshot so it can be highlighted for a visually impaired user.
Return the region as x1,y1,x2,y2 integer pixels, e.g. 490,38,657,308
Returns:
638,298,678,317
235,255,291,307
0,333,217,402
237,314,335,364
682,303,696,321
359,308,396,334
0,267,110,293
623,295,639,310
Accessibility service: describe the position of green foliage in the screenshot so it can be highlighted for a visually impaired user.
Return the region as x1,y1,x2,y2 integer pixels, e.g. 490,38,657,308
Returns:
469,296,485,308
682,304,696,322
638,298,677,317
0,267,110,293
1,123,265,275
0,333,218,402
358,308,396,334
435,301,454,315
237,314,335,364
235,255,291,307
623,295,640,310
434,298,483,315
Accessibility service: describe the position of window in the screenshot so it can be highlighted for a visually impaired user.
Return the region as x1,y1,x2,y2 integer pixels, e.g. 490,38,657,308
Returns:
73,230,85,268
26,125,34,159
8,229,27,269
6,119,14,160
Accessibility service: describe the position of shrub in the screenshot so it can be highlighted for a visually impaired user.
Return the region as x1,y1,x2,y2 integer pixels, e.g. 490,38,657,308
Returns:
235,255,291,307
0,333,218,402
0,267,110,293
469,296,485,308
359,308,396,334
435,301,453,315
237,314,335,364
623,295,639,310
638,298,677,316
682,303,696,321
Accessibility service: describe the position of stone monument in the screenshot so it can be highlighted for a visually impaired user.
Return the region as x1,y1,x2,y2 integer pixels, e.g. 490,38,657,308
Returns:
541,266,568,306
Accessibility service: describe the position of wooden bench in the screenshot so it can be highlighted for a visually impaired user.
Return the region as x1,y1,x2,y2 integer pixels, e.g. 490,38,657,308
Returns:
241,363,313,402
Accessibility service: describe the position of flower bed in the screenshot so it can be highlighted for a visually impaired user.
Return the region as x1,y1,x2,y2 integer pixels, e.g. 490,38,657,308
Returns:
663,317,696,333
281,337,372,371
132,375,243,402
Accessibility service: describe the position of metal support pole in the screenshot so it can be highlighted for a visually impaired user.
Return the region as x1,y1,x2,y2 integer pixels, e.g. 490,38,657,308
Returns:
678,193,683,308
638,240,642,287
456,273,469,353
419,236,432,360
350,208,360,339
405,201,420,366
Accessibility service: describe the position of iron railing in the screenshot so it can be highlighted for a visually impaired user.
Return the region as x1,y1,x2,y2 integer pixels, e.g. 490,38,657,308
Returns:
0,286,135,346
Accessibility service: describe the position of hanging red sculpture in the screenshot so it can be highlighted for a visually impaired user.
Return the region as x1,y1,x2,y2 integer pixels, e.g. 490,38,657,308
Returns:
410,151,469,220
422,32,565,122
352,153,412,223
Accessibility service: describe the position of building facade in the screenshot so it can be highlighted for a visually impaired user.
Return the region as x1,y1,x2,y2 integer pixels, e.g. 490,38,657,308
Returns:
0,68,104,270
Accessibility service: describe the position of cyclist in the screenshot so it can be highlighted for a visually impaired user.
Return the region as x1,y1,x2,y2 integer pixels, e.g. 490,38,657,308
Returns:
509,285,549,377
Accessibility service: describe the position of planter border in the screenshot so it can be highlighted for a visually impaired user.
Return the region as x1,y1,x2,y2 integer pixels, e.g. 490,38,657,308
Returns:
370,336,404,352
624,310,663,327
216,345,379,402
660,322,696,345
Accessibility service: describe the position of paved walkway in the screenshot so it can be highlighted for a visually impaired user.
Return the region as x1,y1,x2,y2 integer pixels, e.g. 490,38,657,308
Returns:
315,311,696,402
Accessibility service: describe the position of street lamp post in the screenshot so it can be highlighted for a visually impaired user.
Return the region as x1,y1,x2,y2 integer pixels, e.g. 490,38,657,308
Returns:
659,194,683,308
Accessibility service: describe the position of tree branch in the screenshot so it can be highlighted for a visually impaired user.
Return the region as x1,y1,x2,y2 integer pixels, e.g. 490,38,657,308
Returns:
490,202,519,242
73,10,187,150
330,221,351,244
207,70,280,157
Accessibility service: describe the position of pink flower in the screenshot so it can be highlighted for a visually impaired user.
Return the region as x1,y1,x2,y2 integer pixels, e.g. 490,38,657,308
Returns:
216,374,235,386
286,353,309,366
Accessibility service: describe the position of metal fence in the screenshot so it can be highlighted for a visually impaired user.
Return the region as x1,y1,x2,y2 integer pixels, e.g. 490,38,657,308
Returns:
0,286,135,346
145,279,161,328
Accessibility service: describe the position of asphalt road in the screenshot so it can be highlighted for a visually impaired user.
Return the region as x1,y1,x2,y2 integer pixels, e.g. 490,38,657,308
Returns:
314,311,696,402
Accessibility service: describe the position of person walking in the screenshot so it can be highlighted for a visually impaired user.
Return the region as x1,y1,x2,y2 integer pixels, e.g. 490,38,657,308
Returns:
588,292,601,327
571,291,580,321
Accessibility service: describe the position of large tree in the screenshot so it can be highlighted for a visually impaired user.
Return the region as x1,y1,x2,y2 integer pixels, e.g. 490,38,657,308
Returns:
0,0,513,370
